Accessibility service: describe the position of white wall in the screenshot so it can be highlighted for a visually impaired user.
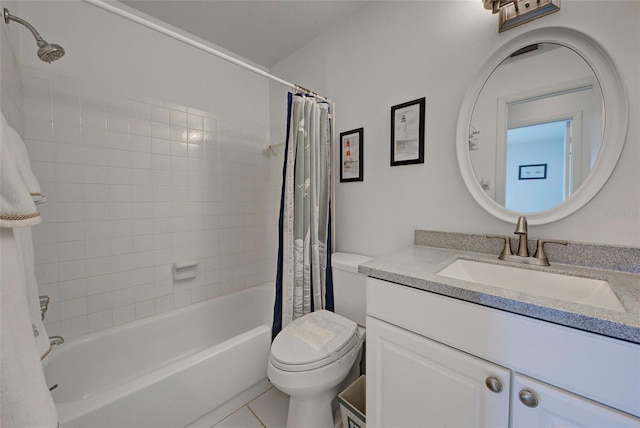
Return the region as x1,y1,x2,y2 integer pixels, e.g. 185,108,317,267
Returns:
11,1,282,339
271,0,640,255
17,1,270,126
1,0,23,133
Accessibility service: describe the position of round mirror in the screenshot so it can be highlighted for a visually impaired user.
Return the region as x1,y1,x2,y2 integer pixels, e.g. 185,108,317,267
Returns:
456,28,628,225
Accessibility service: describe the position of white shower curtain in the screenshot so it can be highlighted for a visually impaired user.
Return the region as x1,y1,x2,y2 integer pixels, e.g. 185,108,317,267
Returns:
272,93,333,338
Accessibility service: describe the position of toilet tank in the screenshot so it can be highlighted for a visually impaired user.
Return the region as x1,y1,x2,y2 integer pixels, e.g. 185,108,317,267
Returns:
331,252,373,326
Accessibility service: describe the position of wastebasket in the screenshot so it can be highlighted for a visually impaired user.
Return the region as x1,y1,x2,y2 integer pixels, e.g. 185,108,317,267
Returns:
338,375,366,428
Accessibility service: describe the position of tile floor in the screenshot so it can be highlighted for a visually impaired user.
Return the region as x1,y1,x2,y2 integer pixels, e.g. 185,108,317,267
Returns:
212,386,344,428
212,387,289,428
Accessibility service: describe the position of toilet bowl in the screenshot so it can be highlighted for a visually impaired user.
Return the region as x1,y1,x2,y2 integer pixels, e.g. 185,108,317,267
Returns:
268,310,365,428
268,252,372,428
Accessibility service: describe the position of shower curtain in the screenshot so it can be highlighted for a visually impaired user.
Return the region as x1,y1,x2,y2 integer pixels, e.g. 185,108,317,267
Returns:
272,93,334,339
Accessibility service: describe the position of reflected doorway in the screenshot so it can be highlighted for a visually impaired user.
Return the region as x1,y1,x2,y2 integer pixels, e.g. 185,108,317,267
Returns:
505,119,573,212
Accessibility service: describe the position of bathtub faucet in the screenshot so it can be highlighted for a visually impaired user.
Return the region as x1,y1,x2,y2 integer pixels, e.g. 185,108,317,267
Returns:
49,335,64,346
40,295,50,320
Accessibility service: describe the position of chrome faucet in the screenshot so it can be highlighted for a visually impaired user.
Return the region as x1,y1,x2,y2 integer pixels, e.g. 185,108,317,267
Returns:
49,335,64,346
514,215,529,257
487,215,567,266
40,295,50,320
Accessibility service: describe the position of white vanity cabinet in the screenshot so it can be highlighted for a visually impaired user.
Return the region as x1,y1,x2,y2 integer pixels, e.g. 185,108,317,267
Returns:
367,317,510,427
366,278,640,428
512,374,640,427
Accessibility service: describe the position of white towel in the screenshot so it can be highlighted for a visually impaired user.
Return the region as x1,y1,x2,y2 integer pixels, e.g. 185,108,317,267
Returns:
3,113,46,203
0,112,58,427
1,111,51,357
16,227,53,359
1,229,58,428
0,111,42,227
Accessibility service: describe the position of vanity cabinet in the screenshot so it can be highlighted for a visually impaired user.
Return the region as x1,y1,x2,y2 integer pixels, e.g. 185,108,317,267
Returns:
366,317,510,427
366,278,640,428
512,374,639,427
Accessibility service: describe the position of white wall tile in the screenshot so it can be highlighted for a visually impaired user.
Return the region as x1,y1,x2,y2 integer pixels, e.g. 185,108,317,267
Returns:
60,297,87,320
88,292,113,313
174,290,191,308
152,122,171,140
130,117,151,136
86,274,112,296
113,305,135,325
27,71,279,341
57,241,86,261
151,105,170,124
107,113,129,133
43,301,60,325
59,278,87,301
60,316,88,339
23,76,53,101
155,295,174,313
24,97,52,121
53,122,82,145
55,103,81,126
135,299,155,319
88,310,113,333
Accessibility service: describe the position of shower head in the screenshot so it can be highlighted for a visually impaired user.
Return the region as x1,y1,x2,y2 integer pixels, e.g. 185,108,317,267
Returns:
4,8,65,63
36,41,65,63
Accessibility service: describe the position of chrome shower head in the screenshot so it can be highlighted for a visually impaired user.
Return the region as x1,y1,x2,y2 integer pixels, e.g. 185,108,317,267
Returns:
4,8,65,63
37,41,65,63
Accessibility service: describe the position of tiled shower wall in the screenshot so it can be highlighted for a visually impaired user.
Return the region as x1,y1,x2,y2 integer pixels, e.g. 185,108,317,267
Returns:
1,0,23,133
22,69,282,339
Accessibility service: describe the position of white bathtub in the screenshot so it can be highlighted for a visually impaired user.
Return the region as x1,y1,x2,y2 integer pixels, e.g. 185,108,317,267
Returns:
44,284,275,428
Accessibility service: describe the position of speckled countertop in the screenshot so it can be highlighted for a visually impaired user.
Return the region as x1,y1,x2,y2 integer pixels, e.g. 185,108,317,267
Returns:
359,245,640,344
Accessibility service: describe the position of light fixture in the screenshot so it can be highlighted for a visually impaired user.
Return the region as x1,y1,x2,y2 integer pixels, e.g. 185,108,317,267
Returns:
483,0,560,33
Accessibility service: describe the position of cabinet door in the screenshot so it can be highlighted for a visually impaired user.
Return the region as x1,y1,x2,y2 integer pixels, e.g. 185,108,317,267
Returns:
513,374,640,427
366,317,510,428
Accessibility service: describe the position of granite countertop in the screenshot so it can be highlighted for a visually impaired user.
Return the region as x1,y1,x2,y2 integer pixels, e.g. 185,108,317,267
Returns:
359,245,640,344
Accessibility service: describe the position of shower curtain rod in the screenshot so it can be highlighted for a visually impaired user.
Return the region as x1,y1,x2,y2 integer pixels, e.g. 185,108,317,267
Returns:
80,0,332,103
82,0,337,247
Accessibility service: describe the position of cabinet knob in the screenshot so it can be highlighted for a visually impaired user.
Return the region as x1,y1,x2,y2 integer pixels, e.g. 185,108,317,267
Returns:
485,376,503,393
518,389,539,408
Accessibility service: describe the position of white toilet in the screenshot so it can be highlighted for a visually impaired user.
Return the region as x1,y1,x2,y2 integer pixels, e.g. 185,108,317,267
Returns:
268,252,372,428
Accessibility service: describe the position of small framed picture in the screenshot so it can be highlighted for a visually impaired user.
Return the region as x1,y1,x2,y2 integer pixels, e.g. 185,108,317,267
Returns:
519,164,547,180
390,97,425,166
340,128,364,182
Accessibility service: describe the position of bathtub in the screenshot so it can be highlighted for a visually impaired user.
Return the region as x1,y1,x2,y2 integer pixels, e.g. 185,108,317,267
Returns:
44,283,275,428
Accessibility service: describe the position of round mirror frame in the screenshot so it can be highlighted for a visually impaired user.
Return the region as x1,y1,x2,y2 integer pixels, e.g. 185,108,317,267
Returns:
456,27,628,225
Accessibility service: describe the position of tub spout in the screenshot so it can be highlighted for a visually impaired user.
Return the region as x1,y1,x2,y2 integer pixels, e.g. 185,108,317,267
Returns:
49,335,64,346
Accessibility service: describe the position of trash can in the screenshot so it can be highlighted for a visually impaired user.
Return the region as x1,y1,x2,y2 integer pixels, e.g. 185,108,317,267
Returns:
338,375,366,428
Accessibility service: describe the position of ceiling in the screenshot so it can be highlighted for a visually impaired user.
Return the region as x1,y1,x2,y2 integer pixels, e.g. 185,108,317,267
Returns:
119,0,369,68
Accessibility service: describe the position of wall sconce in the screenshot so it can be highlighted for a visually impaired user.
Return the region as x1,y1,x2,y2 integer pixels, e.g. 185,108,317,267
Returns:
483,0,560,32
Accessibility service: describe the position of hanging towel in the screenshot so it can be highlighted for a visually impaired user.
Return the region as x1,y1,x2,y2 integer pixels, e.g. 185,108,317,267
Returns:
0,112,42,227
2,113,46,204
17,227,53,358
0,111,58,427
1,229,58,428
1,111,51,357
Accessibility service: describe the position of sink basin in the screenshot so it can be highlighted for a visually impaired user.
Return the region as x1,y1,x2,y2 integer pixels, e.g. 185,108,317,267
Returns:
437,259,625,312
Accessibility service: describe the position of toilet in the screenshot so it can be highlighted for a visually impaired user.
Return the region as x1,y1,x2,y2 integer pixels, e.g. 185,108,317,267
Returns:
268,252,372,428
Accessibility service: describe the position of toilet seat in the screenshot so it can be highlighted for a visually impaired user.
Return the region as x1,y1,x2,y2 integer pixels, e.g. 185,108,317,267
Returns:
270,310,359,372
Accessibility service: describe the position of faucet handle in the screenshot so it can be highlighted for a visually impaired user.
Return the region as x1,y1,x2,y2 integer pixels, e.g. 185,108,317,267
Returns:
486,235,513,258
534,239,568,266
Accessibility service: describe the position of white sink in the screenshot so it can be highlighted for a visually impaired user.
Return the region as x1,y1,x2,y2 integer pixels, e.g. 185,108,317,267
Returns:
437,259,625,312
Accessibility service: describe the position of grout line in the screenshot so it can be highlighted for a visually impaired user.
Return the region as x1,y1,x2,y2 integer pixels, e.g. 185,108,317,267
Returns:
246,405,267,428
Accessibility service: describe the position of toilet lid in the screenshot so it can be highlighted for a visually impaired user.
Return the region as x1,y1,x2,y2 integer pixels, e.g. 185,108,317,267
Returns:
271,310,359,372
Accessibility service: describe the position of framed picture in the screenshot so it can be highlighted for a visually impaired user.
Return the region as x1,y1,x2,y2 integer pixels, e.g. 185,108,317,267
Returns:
340,128,364,182
519,164,547,180
390,97,425,166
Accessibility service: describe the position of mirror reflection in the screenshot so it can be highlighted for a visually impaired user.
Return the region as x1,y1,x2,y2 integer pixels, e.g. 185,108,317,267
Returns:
469,43,604,213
